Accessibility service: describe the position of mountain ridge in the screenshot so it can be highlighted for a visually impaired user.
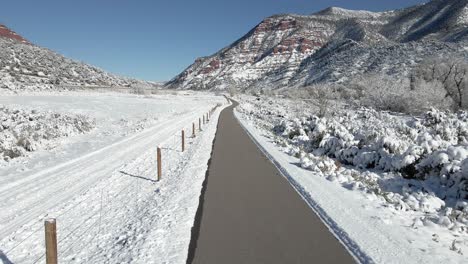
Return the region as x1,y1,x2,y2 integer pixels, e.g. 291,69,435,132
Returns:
0,24,29,44
0,24,153,92
167,0,468,91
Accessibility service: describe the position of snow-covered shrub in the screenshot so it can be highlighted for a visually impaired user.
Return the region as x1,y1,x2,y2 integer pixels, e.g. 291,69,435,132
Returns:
237,95,468,252
269,105,468,202
0,105,95,161
249,96,468,203
300,152,338,173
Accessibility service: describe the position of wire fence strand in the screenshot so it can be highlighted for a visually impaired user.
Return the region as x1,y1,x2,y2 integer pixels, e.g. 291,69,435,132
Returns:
7,106,221,264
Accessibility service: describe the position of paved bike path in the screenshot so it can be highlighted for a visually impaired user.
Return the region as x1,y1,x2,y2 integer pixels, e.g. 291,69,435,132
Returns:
188,100,355,264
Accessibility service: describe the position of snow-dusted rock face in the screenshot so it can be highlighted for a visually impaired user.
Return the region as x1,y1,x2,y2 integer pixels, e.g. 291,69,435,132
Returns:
167,0,468,91
0,26,152,93
0,25,29,44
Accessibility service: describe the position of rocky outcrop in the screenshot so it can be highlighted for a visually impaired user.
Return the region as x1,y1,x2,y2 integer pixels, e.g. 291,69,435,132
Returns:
0,25,29,44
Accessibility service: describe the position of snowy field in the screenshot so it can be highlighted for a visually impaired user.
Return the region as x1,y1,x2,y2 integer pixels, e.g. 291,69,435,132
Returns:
235,95,468,263
0,92,227,263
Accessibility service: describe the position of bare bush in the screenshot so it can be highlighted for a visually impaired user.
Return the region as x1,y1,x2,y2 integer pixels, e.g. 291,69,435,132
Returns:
132,86,152,96
285,84,345,100
349,75,412,112
414,58,468,110
411,79,454,111
275,60,464,114
227,86,238,97
306,85,341,117
349,74,451,114
283,84,345,117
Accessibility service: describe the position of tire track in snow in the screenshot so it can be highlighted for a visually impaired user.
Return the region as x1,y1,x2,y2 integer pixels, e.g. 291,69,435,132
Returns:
0,106,210,240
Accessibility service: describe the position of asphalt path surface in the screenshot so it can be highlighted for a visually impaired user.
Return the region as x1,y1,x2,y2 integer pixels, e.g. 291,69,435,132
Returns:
188,100,355,264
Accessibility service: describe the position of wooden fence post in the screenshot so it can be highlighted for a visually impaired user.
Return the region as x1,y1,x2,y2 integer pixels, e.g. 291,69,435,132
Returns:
192,122,196,138
203,115,205,124
45,218,57,264
157,147,162,181
181,130,185,152
199,118,201,131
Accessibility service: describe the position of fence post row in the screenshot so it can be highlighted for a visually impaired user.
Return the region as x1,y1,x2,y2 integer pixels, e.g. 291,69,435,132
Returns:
181,129,185,152
45,219,58,264
157,147,162,181
39,105,225,263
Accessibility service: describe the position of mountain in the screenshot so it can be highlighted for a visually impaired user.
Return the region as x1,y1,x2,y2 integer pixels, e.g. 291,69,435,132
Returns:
167,0,468,91
0,24,153,92
0,25,29,44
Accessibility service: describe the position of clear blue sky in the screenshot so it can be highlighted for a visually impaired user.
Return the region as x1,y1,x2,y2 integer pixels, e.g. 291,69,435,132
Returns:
0,0,427,81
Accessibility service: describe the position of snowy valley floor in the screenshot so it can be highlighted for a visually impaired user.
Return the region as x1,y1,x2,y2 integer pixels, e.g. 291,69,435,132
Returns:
0,92,226,263
235,96,468,264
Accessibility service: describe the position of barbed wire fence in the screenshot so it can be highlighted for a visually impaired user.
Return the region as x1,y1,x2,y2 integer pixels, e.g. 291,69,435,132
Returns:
1,103,223,263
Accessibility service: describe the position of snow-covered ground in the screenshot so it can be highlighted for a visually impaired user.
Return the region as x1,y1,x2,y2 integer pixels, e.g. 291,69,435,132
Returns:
235,95,468,263
0,92,227,263
0,105,95,162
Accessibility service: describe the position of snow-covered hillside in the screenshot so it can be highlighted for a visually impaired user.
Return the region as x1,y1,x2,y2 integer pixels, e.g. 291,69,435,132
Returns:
235,95,468,263
0,25,155,93
167,0,468,91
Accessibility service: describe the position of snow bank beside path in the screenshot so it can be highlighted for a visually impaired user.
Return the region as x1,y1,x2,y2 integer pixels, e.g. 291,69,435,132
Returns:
235,100,468,263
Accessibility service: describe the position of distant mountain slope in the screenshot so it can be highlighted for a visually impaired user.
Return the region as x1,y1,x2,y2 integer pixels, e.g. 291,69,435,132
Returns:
0,25,29,44
0,24,152,92
167,0,468,91
381,0,468,42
